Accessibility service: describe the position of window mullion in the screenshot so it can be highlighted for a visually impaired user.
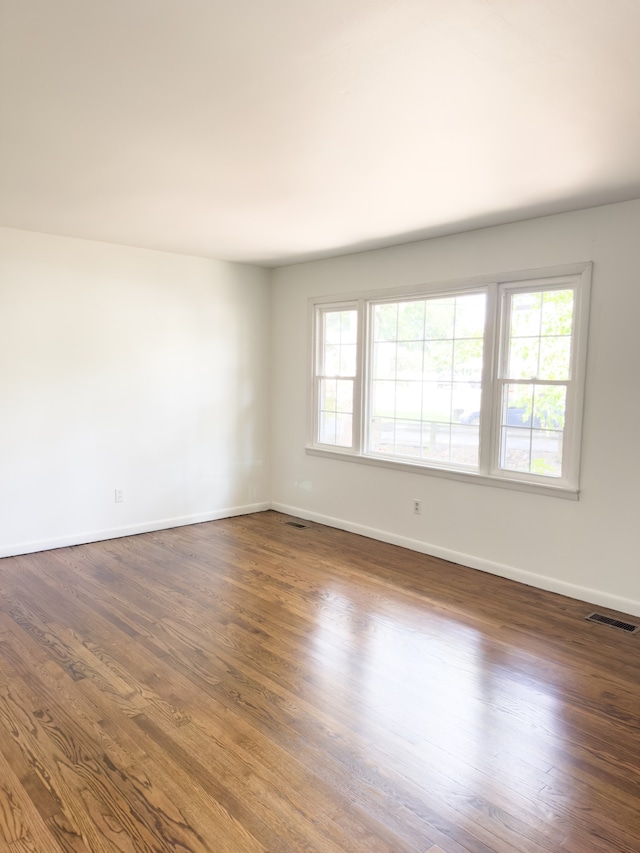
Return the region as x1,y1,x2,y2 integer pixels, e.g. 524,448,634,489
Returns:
479,282,498,475
352,299,365,454
491,288,514,477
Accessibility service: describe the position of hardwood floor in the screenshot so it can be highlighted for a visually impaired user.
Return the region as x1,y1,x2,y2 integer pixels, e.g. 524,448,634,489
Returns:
0,510,638,852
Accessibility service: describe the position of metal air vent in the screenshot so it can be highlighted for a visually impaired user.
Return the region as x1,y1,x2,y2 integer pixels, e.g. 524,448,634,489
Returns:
585,612,639,633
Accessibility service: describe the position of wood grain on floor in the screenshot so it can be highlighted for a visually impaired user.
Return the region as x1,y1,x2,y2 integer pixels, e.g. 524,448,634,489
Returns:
0,510,638,852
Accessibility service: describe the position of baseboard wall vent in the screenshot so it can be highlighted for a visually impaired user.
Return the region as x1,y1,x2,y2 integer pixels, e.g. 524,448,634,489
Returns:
585,612,639,634
283,520,311,530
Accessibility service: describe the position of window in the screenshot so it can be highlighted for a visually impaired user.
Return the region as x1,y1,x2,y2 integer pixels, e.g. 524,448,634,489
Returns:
498,287,573,479
370,291,486,468
315,306,358,448
309,264,591,498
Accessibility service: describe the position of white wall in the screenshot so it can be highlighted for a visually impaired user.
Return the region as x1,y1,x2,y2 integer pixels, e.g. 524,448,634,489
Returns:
0,227,270,556
270,200,640,617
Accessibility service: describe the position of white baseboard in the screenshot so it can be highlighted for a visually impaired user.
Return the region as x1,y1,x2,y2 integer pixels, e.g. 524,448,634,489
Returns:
5,500,639,619
0,502,271,559
271,502,640,619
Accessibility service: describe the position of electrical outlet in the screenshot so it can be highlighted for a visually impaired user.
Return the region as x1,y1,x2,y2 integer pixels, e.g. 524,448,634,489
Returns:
413,499,421,515
115,489,125,503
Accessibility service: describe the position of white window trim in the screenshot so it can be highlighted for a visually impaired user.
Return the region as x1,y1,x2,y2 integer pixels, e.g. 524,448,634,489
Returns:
307,262,592,500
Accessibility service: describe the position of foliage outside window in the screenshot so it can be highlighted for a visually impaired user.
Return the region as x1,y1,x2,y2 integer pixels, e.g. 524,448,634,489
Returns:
310,265,591,498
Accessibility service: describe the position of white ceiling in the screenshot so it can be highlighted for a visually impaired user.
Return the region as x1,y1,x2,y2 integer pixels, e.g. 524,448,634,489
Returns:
2,0,640,267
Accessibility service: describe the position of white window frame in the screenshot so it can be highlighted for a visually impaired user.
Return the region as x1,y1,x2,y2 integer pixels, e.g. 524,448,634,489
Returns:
312,301,361,451
307,263,592,499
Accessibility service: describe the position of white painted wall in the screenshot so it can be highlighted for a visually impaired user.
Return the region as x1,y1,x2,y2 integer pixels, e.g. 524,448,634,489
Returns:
0,227,270,556
270,200,640,617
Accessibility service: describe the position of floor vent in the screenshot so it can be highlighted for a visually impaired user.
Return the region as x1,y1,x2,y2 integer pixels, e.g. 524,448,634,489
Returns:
585,612,639,634
283,521,310,530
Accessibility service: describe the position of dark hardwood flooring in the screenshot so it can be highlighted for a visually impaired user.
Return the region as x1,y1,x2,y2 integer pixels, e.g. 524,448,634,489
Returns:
0,509,638,852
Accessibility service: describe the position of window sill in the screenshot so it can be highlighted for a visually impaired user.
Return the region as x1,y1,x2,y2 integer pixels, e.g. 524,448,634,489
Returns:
305,446,579,500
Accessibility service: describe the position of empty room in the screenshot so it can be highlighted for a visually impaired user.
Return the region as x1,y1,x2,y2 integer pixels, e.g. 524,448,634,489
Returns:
1,1,639,851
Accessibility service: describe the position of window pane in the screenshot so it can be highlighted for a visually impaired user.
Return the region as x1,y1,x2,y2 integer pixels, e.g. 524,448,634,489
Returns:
452,382,481,424
501,426,532,472
450,424,480,467
324,312,342,344
532,384,566,430
323,345,339,375
498,383,566,476
454,293,486,338
370,418,395,453
507,288,574,384
421,422,451,462
530,429,563,477
372,380,395,418
320,309,358,379
508,337,540,379
341,311,358,344
396,381,422,420
541,289,574,337
538,337,571,380
502,383,534,426
336,379,353,414
499,383,533,471
319,378,354,447
423,382,452,422
510,292,541,336
374,303,398,341
320,378,337,412
319,412,337,445
395,420,422,457
373,342,396,380
424,340,453,380
425,299,455,340
453,338,483,381
397,341,424,380
397,301,425,341
339,344,356,376
335,414,353,447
